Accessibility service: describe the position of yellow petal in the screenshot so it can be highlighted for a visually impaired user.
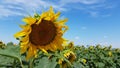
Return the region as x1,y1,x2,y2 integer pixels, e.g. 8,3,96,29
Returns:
56,19,68,25
49,44,56,51
56,38,64,50
41,12,48,18
40,48,48,54
49,6,54,15
14,31,27,38
26,45,37,60
21,40,29,46
36,18,42,25
52,44,57,50
21,35,29,42
20,43,28,54
26,48,33,60
19,25,26,29
22,17,36,25
54,12,60,20
62,26,68,33
19,24,30,29
44,16,51,20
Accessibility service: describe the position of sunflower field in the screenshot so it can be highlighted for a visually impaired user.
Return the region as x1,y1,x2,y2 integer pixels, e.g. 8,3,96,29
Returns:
0,42,120,68
0,7,120,68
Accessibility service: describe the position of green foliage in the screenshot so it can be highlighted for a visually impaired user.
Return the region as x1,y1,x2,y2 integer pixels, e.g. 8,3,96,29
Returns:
33,56,57,68
73,45,120,68
0,42,74,68
0,42,22,68
0,42,120,68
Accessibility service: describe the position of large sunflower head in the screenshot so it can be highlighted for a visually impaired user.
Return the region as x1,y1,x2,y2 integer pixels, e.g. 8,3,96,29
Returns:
14,7,68,60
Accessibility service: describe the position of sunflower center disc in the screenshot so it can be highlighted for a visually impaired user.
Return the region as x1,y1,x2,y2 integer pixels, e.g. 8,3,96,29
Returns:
29,20,56,45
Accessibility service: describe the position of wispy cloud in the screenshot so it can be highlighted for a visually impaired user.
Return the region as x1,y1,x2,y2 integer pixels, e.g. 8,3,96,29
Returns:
59,0,115,17
101,14,111,17
81,26,87,30
86,11,112,17
75,36,80,40
0,0,116,18
103,36,108,39
60,0,105,5
0,5,23,18
88,11,99,17
0,0,66,18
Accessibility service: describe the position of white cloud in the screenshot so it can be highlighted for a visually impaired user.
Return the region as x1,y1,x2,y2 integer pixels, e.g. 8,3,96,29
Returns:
81,26,87,30
75,36,80,40
0,0,66,18
0,5,24,18
6,5,23,10
59,0,115,17
60,0,105,5
103,36,108,38
87,11,111,17
101,14,111,17
0,0,115,18
88,11,99,17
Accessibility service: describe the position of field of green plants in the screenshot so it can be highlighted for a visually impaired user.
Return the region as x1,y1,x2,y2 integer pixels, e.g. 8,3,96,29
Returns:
0,41,120,68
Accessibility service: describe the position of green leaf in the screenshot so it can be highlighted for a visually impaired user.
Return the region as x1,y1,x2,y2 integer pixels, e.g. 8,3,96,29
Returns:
73,62,84,68
0,42,23,68
0,42,20,58
96,62,105,68
34,57,57,68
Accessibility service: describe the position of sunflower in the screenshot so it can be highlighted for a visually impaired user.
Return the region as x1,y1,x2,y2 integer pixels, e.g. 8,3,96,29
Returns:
0,41,6,49
0,41,3,44
14,7,68,60
63,50,76,63
58,50,76,68
81,58,87,64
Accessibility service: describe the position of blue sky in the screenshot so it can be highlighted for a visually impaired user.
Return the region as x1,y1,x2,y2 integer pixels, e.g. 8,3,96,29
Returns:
0,0,120,48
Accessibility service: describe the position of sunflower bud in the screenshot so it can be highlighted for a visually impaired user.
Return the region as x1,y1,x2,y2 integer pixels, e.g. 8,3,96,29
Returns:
108,51,112,57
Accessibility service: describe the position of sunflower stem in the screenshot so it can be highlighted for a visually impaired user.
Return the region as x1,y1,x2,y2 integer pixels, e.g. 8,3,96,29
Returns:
29,58,34,68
